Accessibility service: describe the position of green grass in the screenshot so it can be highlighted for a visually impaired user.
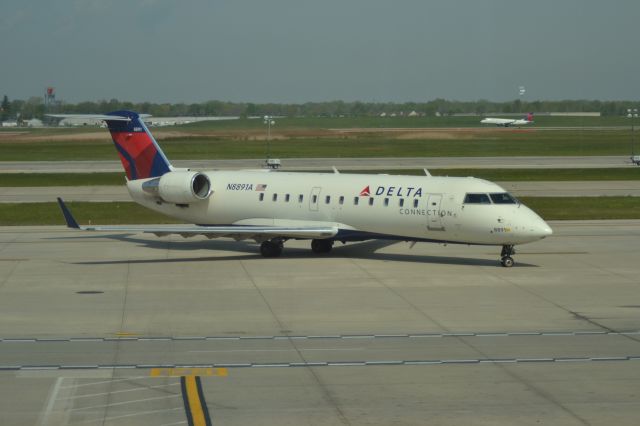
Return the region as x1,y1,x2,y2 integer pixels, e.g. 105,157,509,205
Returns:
2,197,640,225
0,115,634,133
1,168,638,187
0,130,633,161
182,115,635,130
519,197,640,220
0,202,180,226
0,173,125,186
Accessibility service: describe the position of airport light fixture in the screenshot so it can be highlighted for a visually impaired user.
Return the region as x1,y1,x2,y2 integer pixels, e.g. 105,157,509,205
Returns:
518,86,526,113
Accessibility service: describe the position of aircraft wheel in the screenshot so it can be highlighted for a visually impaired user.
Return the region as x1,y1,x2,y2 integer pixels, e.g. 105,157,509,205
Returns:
501,256,514,268
260,240,283,258
311,239,333,254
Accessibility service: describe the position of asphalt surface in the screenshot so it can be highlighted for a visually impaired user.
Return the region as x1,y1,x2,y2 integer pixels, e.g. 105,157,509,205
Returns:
0,221,639,425
0,155,637,173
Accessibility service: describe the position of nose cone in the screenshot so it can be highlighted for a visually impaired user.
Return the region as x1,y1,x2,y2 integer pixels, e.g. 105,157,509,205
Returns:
515,205,553,242
526,210,553,240
536,221,553,239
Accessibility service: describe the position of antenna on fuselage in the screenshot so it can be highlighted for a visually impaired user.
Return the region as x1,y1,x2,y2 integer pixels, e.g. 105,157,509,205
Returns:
332,166,339,174
423,168,432,177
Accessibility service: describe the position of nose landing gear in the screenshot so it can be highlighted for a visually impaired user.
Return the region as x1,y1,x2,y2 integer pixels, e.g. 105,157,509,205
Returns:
500,245,515,267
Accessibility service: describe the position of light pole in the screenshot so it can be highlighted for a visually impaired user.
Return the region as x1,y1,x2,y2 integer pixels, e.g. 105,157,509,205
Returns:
628,108,638,157
263,115,275,159
518,86,526,115
263,116,280,168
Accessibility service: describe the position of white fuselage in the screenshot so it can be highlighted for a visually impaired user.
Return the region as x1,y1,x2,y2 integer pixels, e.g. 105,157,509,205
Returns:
480,117,532,127
127,171,552,246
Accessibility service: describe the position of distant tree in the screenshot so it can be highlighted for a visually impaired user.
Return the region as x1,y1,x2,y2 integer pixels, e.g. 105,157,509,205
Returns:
1,95,10,121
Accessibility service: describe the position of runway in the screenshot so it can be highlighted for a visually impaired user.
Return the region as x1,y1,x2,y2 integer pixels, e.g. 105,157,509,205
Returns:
0,221,639,424
2,180,639,203
0,155,635,173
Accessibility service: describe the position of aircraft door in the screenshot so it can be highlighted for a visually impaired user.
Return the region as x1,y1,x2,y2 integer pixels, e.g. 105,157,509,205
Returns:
427,193,445,231
309,187,321,212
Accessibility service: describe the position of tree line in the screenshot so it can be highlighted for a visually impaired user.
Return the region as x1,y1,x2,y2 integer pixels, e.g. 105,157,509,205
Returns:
2,95,639,121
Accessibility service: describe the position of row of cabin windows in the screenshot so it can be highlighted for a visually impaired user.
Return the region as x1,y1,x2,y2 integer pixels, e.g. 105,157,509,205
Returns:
258,192,420,208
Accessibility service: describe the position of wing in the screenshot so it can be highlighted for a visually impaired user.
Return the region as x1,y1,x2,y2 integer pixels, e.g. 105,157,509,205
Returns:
57,198,336,242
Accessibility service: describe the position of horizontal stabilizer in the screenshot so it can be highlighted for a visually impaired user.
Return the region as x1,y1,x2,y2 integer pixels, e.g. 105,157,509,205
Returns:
56,198,80,229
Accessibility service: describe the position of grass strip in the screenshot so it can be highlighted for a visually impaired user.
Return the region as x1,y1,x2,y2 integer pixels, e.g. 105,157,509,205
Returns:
519,197,640,220
0,173,125,187
1,197,640,226
0,130,633,160
0,202,181,226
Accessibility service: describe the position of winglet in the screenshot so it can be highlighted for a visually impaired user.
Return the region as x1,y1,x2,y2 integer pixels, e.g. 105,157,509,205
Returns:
56,197,80,229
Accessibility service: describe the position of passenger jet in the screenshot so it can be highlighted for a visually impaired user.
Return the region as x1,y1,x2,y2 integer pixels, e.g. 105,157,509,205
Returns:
56,110,552,267
481,113,534,127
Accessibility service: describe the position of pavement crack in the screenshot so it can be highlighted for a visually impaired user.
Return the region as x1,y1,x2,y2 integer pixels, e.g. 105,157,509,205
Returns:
349,258,451,332
239,260,351,425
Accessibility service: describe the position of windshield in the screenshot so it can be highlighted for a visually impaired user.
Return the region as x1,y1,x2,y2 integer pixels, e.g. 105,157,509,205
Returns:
463,193,491,204
489,193,518,204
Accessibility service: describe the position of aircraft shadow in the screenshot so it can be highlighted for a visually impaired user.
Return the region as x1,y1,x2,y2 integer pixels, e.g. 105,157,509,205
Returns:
62,234,537,268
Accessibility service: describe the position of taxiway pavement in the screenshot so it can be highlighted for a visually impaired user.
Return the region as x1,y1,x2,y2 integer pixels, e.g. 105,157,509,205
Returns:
0,155,636,174
0,221,639,425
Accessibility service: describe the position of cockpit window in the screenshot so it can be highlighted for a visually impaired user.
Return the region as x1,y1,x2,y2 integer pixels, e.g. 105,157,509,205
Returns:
464,193,491,204
490,193,518,204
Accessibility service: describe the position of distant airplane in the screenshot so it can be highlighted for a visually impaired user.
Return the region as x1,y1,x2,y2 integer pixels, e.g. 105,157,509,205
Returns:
56,110,552,267
481,112,534,127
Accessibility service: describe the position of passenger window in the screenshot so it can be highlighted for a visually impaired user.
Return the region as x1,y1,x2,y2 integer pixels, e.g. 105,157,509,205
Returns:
298,194,303,203
285,194,290,202
354,197,359,205
399,199,404,207
259,193,264,201
273,193,278,202
384,198,389,206
413,199,419,208
490,193,518,204
312,195,317,203
339,196,344,205
464,193,491,204
369,198,374,206
325,195,331,204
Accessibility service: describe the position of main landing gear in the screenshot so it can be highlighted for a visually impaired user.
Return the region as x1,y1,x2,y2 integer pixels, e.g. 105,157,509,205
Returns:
259,238,335,258
260,238,284,258
311,239,333,254
500,245,515,267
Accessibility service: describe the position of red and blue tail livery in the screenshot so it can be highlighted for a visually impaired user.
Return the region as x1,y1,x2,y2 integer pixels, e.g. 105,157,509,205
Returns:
104,110,172,180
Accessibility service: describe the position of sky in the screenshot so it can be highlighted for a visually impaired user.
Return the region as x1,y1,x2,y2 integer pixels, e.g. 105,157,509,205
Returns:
2,0,639,104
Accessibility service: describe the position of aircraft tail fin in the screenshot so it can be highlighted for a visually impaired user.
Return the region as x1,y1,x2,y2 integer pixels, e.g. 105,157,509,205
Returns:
103,110,172,180
525,112,534,122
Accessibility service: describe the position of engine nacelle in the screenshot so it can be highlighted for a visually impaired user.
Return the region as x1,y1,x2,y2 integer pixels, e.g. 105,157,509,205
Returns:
143,171,212,204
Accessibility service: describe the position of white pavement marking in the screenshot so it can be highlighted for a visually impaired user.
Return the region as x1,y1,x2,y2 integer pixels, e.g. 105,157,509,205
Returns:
57,382,180,400
80,406,183,424
38,377,63,426
69,394,181,411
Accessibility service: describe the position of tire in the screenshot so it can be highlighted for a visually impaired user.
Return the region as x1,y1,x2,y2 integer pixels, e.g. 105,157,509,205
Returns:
311,239,333,254
260,240,283,258
501,256,514,267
